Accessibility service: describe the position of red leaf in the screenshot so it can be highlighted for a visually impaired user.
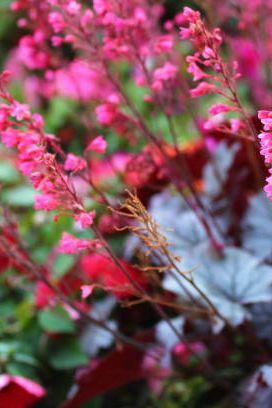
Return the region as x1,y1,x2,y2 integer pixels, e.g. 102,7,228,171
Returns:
0,375,45,408
61,331,154,408
81,253,148,298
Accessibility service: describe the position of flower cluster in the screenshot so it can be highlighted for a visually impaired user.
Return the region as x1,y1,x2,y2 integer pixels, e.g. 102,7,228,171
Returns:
179,7,250,138
0,72,99,252
258,110,272,200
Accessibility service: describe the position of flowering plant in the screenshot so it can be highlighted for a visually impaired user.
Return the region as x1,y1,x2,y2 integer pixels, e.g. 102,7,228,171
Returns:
0,0,272,407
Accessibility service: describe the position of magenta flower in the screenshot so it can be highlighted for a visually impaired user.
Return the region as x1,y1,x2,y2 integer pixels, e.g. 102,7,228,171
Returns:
57,233,91,254
64,153,87,172
75,211,96,229
87,136,107,154
81,284,94,299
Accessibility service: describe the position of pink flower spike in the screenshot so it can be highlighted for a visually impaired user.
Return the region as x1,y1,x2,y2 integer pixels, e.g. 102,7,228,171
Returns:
75,211,96,229
57,233,90,254
81,285,94,299
87,136,107,154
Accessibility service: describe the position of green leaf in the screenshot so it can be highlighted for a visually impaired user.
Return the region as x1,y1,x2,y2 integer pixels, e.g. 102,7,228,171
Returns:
0,341,18,359
6,361,39,381
38,306,75,334
46,97,77,131
53,254,75,278
2,185,35,207
0,0,13,10
0,161,20,184
13,352,39,367
49,338,88,370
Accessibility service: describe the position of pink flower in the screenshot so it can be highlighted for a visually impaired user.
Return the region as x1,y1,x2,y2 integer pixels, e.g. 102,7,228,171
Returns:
66,1,81,16
258,111,272,165
0,105,11,129
187,60,208,81
183,7,200,23
10,101,30,121
154,35,173,54
48,12,66,33
172,341,206,365
81,284,94,299
1,128,20,148
208,103,233,116
152,62,178,91
55,60,112,102
190,82,217,98
87,136,107,154
93,0,107,15
75,211,96,228
95,104,117,125
258,110,272,131
180,27,193,40
258,110,272,201
64,153,87,172
34,194,58,211
258,133,272,164
230,118,244,133
57,232,91,254
264,170,272,201
80,10,94,29
32,113,44,129
153,62,178,82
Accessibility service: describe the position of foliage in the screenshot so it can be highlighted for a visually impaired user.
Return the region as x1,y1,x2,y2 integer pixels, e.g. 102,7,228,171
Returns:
0,0,271,407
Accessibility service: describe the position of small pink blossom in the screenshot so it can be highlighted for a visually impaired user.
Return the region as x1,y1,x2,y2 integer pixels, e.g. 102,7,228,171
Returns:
230,118,244,133
34,194,59,211
87,136,107,154
57,233,91,254
258,110,272,201
75,211,96,229
48,12,66,33
80,10,94,29
64,153,87,172
173,341,206,365
154,35,173,54
208,103,234,116
187,60,208,81
258,133,272,164
190,82,217,98
258,110,272,131
183,7,200,23
1,128,20,148
264,170,272,201
66,1,81,16
95,104,117,125
153,62,178,82
93,0,107,15
32,113,44,129
11,101,30,121
180,27,193,40
152,62,178,91
81,284,94,299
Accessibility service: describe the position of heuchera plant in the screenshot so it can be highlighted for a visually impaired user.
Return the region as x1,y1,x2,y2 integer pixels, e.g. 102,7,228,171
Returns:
0,0,272,407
